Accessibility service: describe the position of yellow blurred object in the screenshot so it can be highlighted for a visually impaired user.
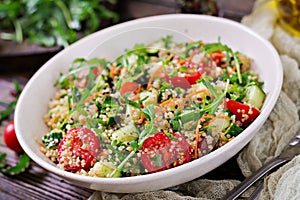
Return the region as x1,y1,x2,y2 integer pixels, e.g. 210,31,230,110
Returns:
275,0,300,37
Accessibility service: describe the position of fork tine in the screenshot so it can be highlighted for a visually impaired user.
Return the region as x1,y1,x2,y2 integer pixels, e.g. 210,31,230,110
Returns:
289,138,300,146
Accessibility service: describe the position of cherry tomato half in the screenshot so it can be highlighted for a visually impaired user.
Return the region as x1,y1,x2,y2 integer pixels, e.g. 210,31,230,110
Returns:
141,132,192,173
3,120,24,153
57,127,100,172
224,99,260,127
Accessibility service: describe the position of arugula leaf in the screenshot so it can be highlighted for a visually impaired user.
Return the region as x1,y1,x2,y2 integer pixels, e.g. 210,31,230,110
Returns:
0,153,30,175
56,58,109,87
141,105,155,121
201,79,230,115
186,40,202,50
122,93,141,109
138,105,158,145
200,75,218,97
164,132,178,140
169,117,181,131
202,41,242,84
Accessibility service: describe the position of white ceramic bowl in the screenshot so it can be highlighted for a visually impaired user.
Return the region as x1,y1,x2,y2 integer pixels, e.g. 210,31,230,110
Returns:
15,14,282,193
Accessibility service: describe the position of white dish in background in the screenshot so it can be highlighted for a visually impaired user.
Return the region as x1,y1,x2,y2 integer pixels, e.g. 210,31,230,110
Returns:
14,14,282,193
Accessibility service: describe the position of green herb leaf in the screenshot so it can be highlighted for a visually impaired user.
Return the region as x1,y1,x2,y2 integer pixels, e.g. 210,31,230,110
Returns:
225,123,244,137
201,79,230,115
141,105,155,121
1,154,30,175
202,41,242,84
0,153,6,168
0,0,119,47
200,75,218,98
122,93,141,109
42,131,63,149
164,132,178,140
130,141,139,152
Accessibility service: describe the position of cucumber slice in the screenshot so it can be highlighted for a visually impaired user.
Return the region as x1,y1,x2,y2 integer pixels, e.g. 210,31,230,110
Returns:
244,85,266,109
111,123,139,143
209,117,230,135
93,162,121,178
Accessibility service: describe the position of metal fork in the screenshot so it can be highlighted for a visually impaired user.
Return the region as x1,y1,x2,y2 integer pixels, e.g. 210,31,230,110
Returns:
221,131,300,200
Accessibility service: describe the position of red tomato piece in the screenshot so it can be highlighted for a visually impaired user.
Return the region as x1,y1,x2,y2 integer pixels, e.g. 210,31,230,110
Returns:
141,132,192,173
120,82,141,96
183,71,202,85
57,127,100,172
3,120,24,153
165,63,202,89
210,51,225,66
224,99,260,127
165,75,191,89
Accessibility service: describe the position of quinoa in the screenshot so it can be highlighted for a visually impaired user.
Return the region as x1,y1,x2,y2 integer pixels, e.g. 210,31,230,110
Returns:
40,36,265,177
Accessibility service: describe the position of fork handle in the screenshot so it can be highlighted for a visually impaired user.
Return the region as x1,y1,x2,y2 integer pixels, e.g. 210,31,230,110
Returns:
221,158,288,200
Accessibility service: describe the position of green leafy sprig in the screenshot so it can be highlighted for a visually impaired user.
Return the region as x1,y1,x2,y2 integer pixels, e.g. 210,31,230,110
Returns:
0,153,30,175
0,0,119,48
201,40,242,84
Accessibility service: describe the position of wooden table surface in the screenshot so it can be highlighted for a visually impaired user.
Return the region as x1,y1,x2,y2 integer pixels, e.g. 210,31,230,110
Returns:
0,1,255,199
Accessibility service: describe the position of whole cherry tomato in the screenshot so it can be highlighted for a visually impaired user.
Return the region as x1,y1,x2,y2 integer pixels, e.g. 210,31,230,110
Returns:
57,127,100,172
3,120,24,153
141,131,192,173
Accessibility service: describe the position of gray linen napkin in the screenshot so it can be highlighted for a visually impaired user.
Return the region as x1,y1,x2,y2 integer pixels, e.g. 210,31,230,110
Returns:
90,0,300,199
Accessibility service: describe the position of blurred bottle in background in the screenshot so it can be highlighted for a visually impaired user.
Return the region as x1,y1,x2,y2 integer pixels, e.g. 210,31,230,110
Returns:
275,0,300,37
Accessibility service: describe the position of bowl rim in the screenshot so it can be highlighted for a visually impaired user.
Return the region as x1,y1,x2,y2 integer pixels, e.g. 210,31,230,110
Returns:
15,13,283,192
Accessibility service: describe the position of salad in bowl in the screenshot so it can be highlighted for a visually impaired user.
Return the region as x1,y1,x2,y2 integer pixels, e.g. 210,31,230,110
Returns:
40,36,265,177
14,14,282,193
